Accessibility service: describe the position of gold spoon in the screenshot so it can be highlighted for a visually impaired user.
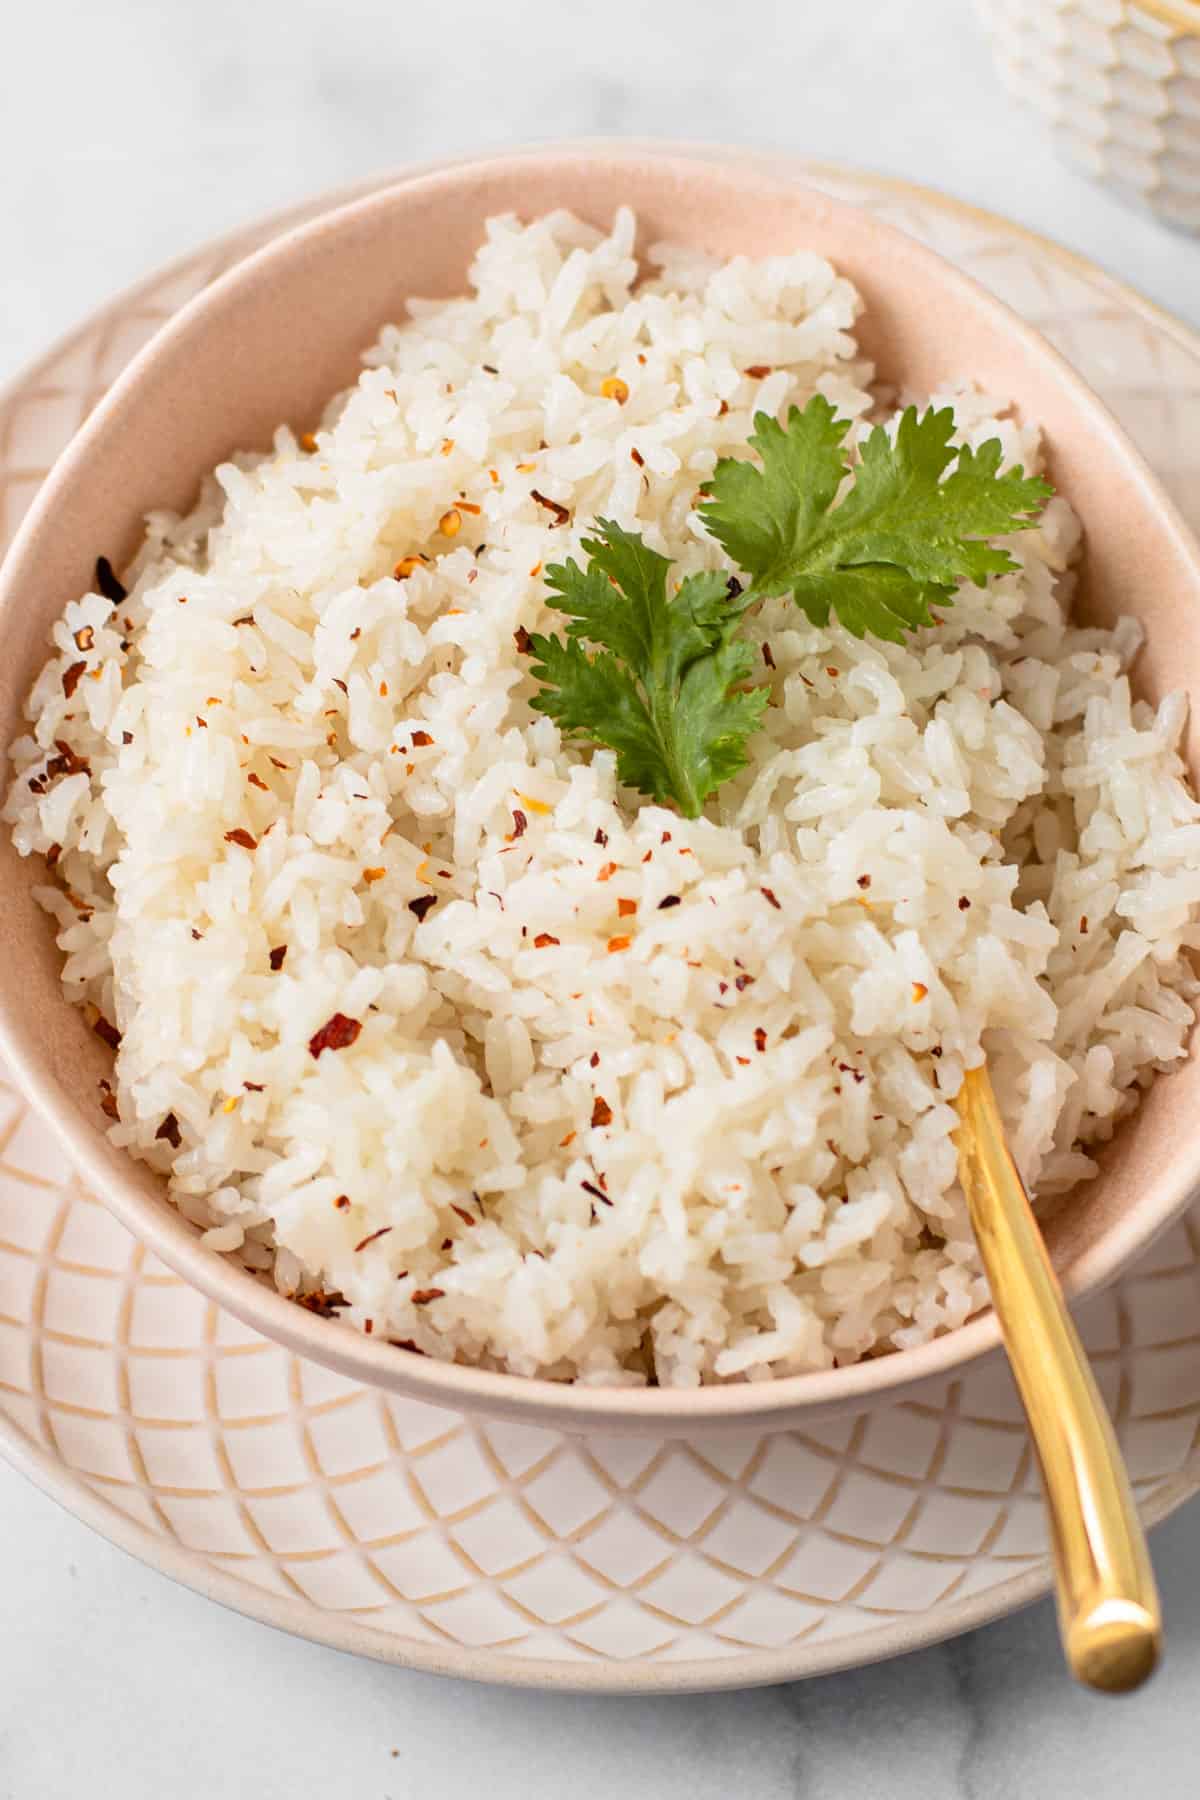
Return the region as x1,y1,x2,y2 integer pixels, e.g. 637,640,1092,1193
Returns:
954,1062,1161,1693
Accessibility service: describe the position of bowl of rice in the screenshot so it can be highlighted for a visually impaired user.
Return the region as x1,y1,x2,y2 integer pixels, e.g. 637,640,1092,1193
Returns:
2,148,1198,1434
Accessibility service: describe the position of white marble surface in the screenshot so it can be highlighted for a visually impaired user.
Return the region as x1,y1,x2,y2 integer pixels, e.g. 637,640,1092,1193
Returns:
3,0,1200,1792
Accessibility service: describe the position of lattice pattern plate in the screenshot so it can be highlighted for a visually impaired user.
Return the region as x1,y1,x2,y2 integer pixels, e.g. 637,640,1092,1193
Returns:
1,152,1199,1692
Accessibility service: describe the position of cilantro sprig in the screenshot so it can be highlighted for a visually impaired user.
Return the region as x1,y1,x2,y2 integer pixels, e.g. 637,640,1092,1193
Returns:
701,397,1052,643
525,397,1051,817
527,521,768,819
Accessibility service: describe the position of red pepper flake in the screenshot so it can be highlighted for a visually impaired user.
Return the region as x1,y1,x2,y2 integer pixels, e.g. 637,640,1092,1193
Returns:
354,1226,392,1252
617,897,637,918
92,1013,121,1051
589,1051,600,1068
761,642,776,670
451,1204,477,1228
389,1337,426,1355
350,627,362,641
155,1112,181,1149
47,739,90,779
334,1194,351,1211
268,945,287,971
754,1027,767,1054
1079,915,1089,934
594,829,608,847
98,1081,120,1121
958,896,970,910
657,894,681,910
246,772,270,792
122,731,133,745
514,625,533,655
661,830,672,844
364,1319,374,1334
530,489,570,526
630,447,644,468
746,364,772,378
458,501,482,516
307,1012,362,1058
224,828,258,851
511,808,528,839
234,615,254,626
911,982,928,1003
825,666,839,679
761,886,781,910
94,556,127,604
411,1288,445,1306
581,1179,611,1206
597,862,618,881
736,1056,750,1066
298,1288,349,1318
61,659,88,701
243,1081,265,1093
642,850,652,863
45,843,61,869
411,730,433,747
408,894,437,923
533,932,560,948
735,973,755,991
857,874,872,890
607,935,631,953
591,1097,613,1128
332,678,348,695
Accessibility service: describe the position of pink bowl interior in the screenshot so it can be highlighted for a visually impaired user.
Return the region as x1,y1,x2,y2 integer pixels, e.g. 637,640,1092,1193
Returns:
1,149,1199,1433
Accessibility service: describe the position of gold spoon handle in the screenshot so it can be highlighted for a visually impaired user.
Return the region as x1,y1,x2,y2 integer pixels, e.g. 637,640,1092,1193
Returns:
955,1063,1161,1693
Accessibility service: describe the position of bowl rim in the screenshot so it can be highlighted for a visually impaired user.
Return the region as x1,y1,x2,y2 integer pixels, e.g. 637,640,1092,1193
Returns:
3,142,1200,1432
1110,0,1199,34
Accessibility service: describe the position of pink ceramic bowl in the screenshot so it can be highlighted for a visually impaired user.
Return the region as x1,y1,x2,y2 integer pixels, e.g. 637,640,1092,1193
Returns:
2,148,1199,1435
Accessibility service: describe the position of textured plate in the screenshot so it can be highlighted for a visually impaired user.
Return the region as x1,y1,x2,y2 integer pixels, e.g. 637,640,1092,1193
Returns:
977,0,1200,236
2,152,1200,1693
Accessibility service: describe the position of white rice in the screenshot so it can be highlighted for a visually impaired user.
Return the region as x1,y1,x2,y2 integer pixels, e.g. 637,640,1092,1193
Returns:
6,208,1200,1387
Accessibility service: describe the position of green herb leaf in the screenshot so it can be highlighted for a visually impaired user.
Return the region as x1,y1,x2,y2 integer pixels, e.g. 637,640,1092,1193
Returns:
700,396,1052,643
527,520,767,818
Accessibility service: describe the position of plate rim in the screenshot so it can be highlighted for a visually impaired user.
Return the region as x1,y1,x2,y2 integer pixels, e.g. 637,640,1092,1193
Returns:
2,142,1199,1691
